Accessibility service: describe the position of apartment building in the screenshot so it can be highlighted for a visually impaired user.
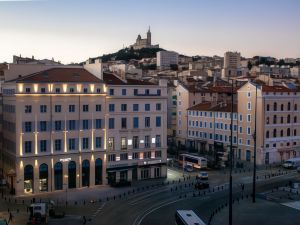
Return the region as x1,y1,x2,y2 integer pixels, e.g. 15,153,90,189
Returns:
2,65,167,195
187,103,238,158
157,51,179,71
222,51,241,79
176,82,238,147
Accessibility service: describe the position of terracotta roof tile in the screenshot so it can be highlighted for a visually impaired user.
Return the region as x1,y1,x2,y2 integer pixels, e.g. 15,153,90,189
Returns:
188,102,237,113
103,72,155,85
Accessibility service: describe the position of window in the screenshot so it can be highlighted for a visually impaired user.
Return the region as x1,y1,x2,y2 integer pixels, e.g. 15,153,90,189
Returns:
267,104,270,111
109,118,115,129
121,137,127,150
134,89,138,95
247,92,251,98
145,104,150,111
281,117,284,124
247,114,251,122
281,104,284,111
69,138,76,150
40,105,47,113
288,102,291,111
82,120,89,130
273,115,277,124
294,129,297,136
157,89,161,96
295,104,298,111
280,130,284,137
69,87,74,93
95,137,102,148
69,120,76,130
55,105,61,113
133,104,139,111
40,121,47,131
108,137,114,150
145,89,150,95
273,102,277,111
95,119,102,129
69,105,75,112
273,129,277,138
133,152,139,159
133,136,139,149
55,88,60,93
287,115,291,123
55,121,62,131
247,127,251,135
266,131,269,138
25,121,32,132
122,89,126,96
144,151,151,159
82,138,89,149
121,104,127,112
156,103,161,111
108,154,116,162
121,118,127,129
109,89,114,96
41,88,46,93
40,140,47,152
145,117,150,128
294,116,297,123
96,104,101,112
109,104,115,112
96,88,101,93
55,139,62,151
155,151,161,158
247,102,251,110
156,135,161,147
145,136,150,148
133,117,139,128
156,116,161,127
83,105,89,112
120,153,128,160
25,105,32,113
25,88,31,93
25,141,32,153
83,88,88,93
239,114,243,122
287,128,291,136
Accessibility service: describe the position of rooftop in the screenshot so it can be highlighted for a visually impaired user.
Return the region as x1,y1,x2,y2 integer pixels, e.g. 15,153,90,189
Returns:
103,72,155,85
188,102,237,113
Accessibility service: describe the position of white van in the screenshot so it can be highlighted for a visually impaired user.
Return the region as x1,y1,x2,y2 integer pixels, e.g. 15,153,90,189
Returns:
282,157,300,169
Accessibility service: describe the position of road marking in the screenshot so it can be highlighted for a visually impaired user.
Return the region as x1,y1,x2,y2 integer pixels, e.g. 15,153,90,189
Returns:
91,202,106,218
129,188,169,205
133,196,210,225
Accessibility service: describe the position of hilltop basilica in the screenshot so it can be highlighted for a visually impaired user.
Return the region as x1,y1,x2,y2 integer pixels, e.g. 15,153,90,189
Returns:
130,27,159,50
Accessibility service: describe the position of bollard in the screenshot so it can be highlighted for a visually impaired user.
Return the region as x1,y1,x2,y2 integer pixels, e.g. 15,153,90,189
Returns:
75,201,77,205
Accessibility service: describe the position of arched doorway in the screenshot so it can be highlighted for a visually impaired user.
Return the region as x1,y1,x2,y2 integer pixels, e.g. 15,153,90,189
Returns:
95,158,102,185
68,161,76,189
54,162,63,190
39,163,48,192
82,160,90,187
24,165,34,194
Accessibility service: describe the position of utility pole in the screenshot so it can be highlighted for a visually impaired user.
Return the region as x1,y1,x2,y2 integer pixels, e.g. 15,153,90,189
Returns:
252,84,258,203
229,80,234,225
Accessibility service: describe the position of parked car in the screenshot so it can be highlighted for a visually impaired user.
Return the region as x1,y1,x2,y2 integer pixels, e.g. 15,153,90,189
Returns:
197,172,208,180
194,181,209,190
0,219,8,225
184,165,194,172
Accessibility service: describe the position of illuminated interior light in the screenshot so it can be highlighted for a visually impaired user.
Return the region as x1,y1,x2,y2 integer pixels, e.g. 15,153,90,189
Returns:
48,84,53,92
63,84,68,93
103,84,107,93
51,158,54,169
33,84,38,93
128,139,132,145
128,155,132,160
152,138,156,144
18,83,24,93
19,133,23,156
35,132,38,155
140,140,144,144
139,152,143,160
116,156,120,161
151,152,155,159
91,154,94,161
104,153,107,161
64,130,67,153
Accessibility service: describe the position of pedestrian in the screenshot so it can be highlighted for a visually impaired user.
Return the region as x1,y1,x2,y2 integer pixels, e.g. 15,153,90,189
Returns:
8,212,13,224
83,215,87,225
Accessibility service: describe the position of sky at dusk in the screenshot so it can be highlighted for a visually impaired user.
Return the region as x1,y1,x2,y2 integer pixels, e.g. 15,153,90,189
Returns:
1,0,300,64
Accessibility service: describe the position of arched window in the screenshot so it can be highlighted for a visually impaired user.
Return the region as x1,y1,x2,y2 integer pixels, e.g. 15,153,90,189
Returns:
39,163,48,192
274,102,277,111
24,165,34,194
287,115,291,123
294,116,297,123
95,158,103,185
281,117,284,124
273,115,277,124
54,162,63,190
266,131,269,138
280,130,284,137
267,104,270,111
294,129,297,136
295,104,298,111
281,104,284,111
82,160,90,187
287,128,291,136
288,102,291,111
68,161,76,189
273,129,277,138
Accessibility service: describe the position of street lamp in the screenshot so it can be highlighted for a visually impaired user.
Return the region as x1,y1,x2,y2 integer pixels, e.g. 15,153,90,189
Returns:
252,84,258,203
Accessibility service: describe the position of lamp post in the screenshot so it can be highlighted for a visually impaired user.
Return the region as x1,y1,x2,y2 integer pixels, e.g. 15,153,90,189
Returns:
229,80,234,225
252,84,258,203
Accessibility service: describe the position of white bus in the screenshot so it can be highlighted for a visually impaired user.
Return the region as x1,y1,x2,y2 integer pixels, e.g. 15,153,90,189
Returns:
179,154,208,169
175,210,206,225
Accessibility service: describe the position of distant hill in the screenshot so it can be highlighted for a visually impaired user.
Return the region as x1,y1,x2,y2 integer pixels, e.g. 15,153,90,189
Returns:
96,47,165,62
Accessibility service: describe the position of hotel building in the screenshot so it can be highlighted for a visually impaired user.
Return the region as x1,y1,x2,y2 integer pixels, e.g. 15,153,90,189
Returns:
2,63,167,195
